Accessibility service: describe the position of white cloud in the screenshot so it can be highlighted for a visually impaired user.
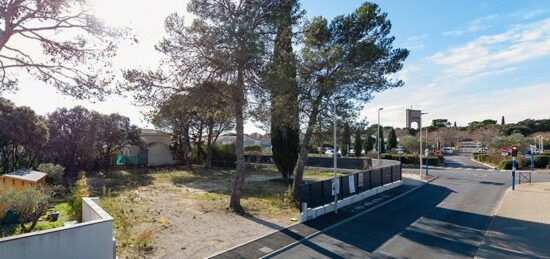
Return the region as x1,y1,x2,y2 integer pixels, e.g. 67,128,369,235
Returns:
404,33,430,50
443,14,499,36
361,81,550,129
429,18,550,80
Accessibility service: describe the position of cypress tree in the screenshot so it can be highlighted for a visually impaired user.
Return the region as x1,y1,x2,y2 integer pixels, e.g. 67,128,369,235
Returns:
387,128,398,150
270,0,301,180
364,134,374,153
340,122,351,156
501,116,505,125
354,129,362,157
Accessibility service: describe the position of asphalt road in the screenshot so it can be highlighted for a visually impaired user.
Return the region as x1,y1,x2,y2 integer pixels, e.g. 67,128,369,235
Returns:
268,154,550,259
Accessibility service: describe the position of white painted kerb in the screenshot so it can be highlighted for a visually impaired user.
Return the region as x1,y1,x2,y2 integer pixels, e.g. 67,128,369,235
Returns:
300,180,403,222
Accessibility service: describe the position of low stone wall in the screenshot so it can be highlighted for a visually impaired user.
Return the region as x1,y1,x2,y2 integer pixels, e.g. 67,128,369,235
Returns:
0,197,114,259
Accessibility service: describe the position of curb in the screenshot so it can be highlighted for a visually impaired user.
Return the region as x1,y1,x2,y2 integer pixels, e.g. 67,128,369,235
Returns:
474,186,509,259
262,175,439,258
470,158,498,170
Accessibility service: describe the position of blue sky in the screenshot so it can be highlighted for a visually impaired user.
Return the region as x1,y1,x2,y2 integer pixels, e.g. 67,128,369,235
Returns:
3,0,550,132
301,0,550,129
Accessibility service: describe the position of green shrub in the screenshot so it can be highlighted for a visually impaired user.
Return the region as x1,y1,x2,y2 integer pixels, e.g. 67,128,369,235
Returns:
0,188,51,233
211,144,236,167
499,160,513,170
498,157,529,169
534,155,550,168
69,171,89,222
244,145,262,153
37,163,65,185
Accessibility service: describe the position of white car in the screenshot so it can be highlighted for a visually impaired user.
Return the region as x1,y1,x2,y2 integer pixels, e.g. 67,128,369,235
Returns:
443,147,454,154
324,149,341,157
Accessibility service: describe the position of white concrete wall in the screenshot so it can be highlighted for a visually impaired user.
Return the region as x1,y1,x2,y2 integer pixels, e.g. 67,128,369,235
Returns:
0,197,114,259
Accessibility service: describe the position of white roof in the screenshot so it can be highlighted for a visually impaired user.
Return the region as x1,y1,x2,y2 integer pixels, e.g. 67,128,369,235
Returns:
3,169,47,182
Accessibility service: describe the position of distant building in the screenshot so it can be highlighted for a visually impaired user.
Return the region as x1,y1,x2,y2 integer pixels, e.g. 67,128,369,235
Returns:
0,169,46,191
121,129,179,166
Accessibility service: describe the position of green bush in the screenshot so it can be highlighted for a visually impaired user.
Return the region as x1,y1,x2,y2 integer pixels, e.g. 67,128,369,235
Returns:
244,145,262,152
211,144,236,167
534,155,550,168
69,171,89,222
381,153,443,166
37,163,65,185
498,157,530,169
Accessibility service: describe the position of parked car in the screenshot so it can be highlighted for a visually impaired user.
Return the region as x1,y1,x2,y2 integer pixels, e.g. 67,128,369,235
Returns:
476,147,489,153
324,149,341,157
443,147,454,155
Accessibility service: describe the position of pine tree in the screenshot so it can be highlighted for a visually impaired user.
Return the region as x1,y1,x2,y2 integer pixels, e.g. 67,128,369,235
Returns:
269,0,302,180
501,116,505,125
387,128,398,150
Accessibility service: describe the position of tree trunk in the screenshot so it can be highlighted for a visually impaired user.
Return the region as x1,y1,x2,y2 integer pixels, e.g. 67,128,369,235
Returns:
292,96,323,201
229,69,246,213
205,117,214,169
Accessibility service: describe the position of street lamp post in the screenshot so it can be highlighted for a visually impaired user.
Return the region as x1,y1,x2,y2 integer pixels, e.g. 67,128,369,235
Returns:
377,107,384,167
419,112,428,177
333,100,338,214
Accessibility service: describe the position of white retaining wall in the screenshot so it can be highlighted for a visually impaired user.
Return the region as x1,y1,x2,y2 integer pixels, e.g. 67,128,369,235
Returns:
0,197,114,259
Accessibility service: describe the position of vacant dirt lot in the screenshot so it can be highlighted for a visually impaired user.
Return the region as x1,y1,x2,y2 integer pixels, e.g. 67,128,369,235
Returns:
89,166,338,259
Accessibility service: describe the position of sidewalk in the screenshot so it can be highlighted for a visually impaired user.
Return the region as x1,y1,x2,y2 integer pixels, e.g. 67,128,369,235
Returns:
476,182,550,259
208,174,436,259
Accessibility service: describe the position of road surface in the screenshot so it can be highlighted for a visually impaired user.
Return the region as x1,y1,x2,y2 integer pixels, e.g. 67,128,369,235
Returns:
268,155,550,259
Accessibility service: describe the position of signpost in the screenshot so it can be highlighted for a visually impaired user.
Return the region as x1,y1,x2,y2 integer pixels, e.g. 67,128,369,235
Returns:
511,146,518,191
435,148,441,156
425,148,429,176
397,145,404,163
500,147,509,157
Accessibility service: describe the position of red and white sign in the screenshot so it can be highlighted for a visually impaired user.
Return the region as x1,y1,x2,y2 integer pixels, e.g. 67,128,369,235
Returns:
435,149,441,156
500,147,509,157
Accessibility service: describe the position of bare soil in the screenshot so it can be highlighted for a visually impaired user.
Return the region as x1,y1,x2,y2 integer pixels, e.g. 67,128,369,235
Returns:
89,167,334,259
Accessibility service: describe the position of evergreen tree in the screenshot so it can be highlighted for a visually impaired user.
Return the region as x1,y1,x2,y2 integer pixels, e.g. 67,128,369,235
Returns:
340,122,351,156
269,0,302,180
364,134,375,153
387,128,398,150
354,129,362,157
501,116,505,125
454,121,457,127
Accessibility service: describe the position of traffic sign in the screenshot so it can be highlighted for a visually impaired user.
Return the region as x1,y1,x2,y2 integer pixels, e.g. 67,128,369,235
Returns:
435,148,441,156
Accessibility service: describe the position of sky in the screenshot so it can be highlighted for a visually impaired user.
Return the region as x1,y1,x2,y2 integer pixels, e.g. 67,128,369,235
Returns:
3,0,550,133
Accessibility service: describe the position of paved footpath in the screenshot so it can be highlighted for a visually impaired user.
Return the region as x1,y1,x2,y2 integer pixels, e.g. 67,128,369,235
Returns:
476,182,550,259
208,175,432,259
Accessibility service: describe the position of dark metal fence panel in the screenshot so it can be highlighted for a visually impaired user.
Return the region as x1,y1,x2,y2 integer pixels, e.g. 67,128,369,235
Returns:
341,175,351,198
371,168,382,188
362,170,372,190
309,181,325,208
382,166,392,185
392,165,401,181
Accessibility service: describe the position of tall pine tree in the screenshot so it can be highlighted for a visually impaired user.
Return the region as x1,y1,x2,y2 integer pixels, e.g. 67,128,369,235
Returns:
377,126,386,153
269,0,302,180
364,134,375,153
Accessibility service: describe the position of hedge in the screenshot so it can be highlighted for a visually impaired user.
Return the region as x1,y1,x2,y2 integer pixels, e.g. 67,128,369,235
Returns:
381,153,444,166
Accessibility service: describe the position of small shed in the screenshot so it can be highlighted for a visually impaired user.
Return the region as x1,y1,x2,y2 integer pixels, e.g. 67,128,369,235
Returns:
0,169,47,191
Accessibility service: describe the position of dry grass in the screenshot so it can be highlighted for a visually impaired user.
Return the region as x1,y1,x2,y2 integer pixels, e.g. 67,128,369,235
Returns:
93,167,337,258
